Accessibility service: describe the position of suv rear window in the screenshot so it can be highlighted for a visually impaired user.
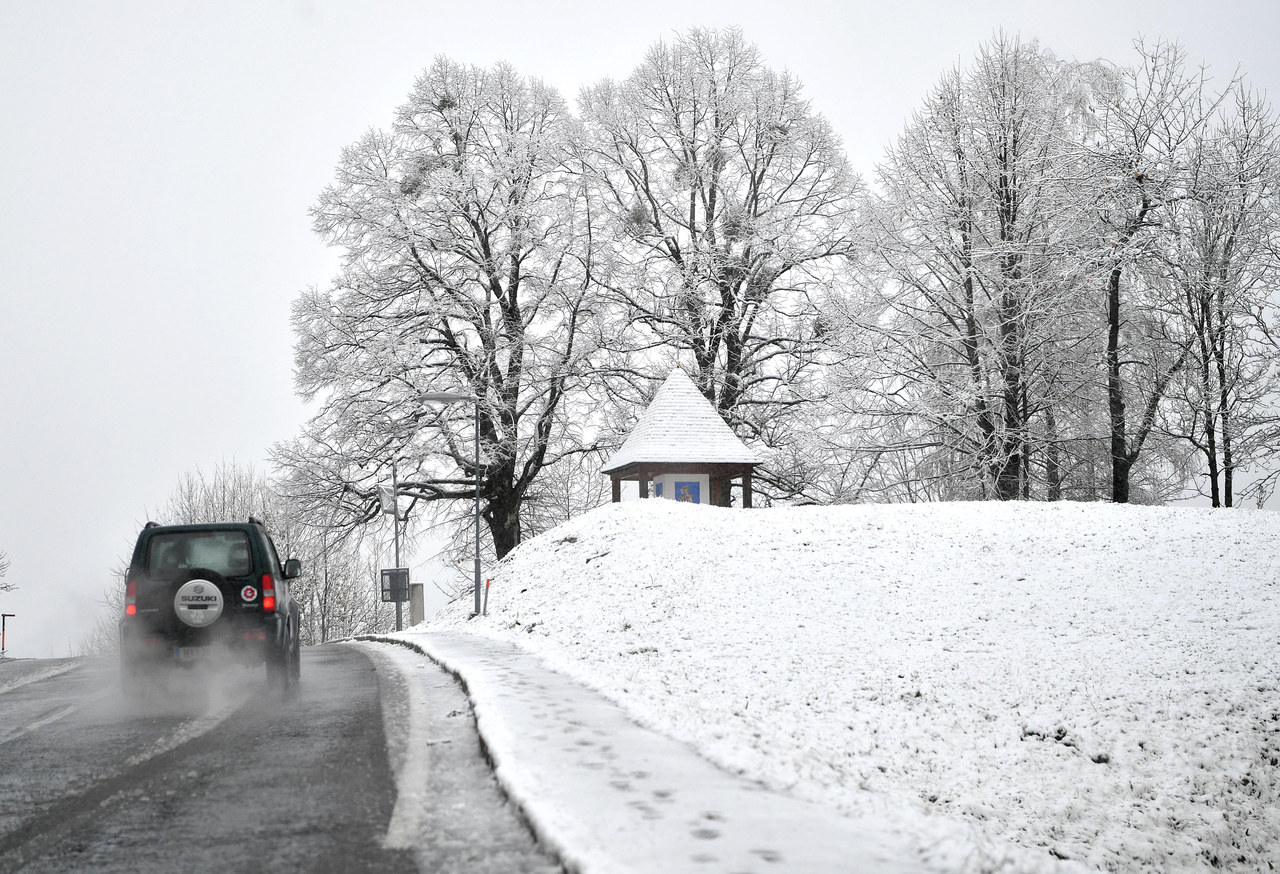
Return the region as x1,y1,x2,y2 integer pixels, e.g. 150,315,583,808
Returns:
146,531,253,579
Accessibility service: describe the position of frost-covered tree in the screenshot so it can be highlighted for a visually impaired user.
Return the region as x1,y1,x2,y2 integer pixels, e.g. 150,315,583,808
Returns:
154,462,277,526
1157,85,1280,507
276,59,599,560
831,37,1274,507
841,36,1100,501
0,551,11,593
1076,40,1232,503
575,27,861,497
302,523,389,644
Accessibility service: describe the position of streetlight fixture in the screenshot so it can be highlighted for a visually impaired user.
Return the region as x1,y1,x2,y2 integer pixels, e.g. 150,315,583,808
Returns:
419,391,483,616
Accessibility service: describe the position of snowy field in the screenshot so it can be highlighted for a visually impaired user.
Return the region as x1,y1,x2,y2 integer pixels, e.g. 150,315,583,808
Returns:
426,500,1280,873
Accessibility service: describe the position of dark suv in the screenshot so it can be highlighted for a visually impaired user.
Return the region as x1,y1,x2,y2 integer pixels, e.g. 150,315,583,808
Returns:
119,517,302,691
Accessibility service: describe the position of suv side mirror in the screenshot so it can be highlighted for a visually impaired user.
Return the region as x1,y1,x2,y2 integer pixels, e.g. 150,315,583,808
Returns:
283,558,302,579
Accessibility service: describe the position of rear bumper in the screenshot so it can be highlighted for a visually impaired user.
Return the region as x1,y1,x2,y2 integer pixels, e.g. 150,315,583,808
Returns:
120,613,283,666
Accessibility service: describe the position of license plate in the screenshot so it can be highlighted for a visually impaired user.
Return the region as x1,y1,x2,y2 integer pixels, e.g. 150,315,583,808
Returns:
174,647,201,662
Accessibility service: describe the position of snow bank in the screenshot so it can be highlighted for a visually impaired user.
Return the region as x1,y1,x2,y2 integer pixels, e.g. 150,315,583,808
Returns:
426,500,1280,872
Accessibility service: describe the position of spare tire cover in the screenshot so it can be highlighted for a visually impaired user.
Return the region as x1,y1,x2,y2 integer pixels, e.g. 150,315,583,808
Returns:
174,578,224,628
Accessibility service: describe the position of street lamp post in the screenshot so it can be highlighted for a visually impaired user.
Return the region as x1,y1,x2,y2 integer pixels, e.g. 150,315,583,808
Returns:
392,460,402,632
419,392,482,616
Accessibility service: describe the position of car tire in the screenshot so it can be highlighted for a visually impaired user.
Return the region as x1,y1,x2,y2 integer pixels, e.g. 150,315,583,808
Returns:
266,645,289,688
266,624,296,695
289,636,301,684
288,605,301,684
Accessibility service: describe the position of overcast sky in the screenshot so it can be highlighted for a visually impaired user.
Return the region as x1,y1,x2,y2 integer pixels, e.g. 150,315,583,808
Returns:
3,0,1278,659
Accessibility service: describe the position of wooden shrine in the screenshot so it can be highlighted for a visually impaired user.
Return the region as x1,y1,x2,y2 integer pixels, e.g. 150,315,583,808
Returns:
602,368,761,508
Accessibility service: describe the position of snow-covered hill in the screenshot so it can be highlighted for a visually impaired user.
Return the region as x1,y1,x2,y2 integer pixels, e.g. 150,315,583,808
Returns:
426,500,1280,872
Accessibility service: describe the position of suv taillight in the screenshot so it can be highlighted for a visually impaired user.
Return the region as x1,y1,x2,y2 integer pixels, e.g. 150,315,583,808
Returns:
261,574,276,612
125,579,137,616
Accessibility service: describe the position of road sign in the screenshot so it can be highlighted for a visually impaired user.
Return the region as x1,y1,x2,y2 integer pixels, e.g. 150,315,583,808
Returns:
380,567,410,603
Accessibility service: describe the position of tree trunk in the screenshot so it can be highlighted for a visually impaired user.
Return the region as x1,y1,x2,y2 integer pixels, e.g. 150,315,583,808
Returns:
1111,454,1132,503
1106,264,1130,503
1215,334,1234,509
996,301,1024,502
486,503,520,561
1045,406,1062,501
1196,331,1222,507
485,472,522,560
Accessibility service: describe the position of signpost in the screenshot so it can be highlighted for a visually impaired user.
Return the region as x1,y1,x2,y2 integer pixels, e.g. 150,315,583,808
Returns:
380,568,410,605
1,613,13,657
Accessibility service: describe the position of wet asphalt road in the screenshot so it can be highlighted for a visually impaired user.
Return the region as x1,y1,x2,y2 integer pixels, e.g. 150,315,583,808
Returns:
0,644,560,874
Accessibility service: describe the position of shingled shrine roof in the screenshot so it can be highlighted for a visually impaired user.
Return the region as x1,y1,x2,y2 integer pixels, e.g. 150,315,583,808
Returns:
601,368,763,473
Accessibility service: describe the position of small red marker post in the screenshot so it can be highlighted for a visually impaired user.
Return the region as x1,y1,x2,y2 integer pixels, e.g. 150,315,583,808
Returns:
1,614,14,657
483,579,490,616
